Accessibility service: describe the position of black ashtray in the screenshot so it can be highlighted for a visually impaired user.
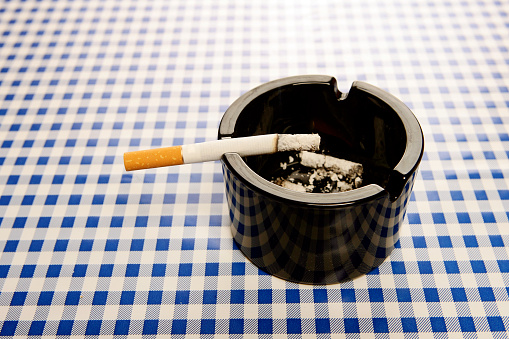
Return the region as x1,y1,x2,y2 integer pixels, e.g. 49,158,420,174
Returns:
218,75,424,284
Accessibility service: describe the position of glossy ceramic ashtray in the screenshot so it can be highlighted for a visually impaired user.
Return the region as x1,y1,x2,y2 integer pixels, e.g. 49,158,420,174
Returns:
218,75,424,284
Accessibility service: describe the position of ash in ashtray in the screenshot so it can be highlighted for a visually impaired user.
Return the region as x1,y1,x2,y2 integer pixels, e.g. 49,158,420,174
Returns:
271,151,363,193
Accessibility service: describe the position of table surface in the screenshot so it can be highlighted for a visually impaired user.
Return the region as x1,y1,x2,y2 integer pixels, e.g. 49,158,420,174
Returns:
1,0,509,337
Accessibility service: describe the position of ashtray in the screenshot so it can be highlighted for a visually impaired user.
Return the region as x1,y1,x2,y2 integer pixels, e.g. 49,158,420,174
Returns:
218,75,424,284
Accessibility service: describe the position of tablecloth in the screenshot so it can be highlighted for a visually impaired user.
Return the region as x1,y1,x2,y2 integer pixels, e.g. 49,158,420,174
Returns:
1,0,509,336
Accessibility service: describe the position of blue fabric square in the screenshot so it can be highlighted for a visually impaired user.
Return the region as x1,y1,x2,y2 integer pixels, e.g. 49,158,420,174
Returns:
37,291,54,306
229,319,243,334
125,264,140,277
315,319,330,333
20,265,36,278
37,217,51,228
432,213,446,224
481,211,496,223
11,292,27,306
175,291,190,304
54,239,68,251
142,320,158,335
457,212,471,223
114,320,130,335
286,319,301,334
418,261,433,274
148,291,162,305
0,321,18,336
373,318,389,333
120,291,135,305
0,195,12,206
105,239,118,251
231,290,244,304
407,213,421,224
487,317,506,331
207,238,220,250
21,195,34,205
205,263,218,276
45,195,58,205
85,320,102,336
391,261,406,274
181,238,194,250
13,217,26,228
28,321,45,336
4,240,18,252
152,264,166,277
139,194,152,204
92,291,108,305
203,290,217,304
171,320,187,335
471,261,486,273
412,236,427,248
86,216,99,228
368,288,384,302
72,264,87,277
344,319,360,333
178,263,192,276
401,318,418,332
130,239,144,251
437,236,453,248
458,317,476,332
61,217,75,228
184,215,197,226
57,320,74,336
396,288,412,302
99,264,113,277
258,289,272,304
341,289,356,302
116,194,128,204
444,261,460,274
478,287,496,301
65,291,81,305
489,235,504,247
430,317,447,332
426,190,440,200
463,235,478,247
258,319,272,334
156,239,169,251
232,262,245,275
46,265,62,277
451,288,468,302
29,240,43,252
110,216,123,227
424,288,440,302
313,289,328,303
135,216,148,227
498,260,509,273
200,319,215,335
286,289,300,303
160,215,172,226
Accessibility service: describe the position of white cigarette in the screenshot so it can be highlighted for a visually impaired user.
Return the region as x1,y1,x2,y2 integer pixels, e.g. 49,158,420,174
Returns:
299,151,363,180
124,134,320,171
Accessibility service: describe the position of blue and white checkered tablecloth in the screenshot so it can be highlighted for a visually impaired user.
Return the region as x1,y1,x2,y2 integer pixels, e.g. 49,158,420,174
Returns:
1,0,509,336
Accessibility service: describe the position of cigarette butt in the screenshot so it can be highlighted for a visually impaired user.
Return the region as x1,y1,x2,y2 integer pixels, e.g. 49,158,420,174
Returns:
124,146,183,171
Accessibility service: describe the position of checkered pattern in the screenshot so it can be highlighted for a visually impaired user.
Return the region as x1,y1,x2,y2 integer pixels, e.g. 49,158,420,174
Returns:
1,0,509,336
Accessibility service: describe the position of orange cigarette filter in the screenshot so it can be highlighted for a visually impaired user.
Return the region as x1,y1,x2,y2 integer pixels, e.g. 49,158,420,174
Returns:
124,146,183,171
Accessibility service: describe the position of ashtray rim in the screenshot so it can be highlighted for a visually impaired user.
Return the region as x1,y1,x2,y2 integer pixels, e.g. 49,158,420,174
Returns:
218,75,423,207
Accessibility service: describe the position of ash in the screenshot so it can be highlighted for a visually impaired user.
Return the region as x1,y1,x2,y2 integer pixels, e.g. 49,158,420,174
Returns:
271,152,363,193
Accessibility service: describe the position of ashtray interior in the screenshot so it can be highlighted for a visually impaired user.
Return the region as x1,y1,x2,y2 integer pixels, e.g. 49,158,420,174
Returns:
228,81,407,192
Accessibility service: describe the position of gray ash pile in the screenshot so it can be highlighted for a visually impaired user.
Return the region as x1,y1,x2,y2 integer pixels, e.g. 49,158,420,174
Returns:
271,151,363,193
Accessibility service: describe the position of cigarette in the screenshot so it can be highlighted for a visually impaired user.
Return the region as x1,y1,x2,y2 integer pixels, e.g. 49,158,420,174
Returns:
124,134,320,171
299,151,363,180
